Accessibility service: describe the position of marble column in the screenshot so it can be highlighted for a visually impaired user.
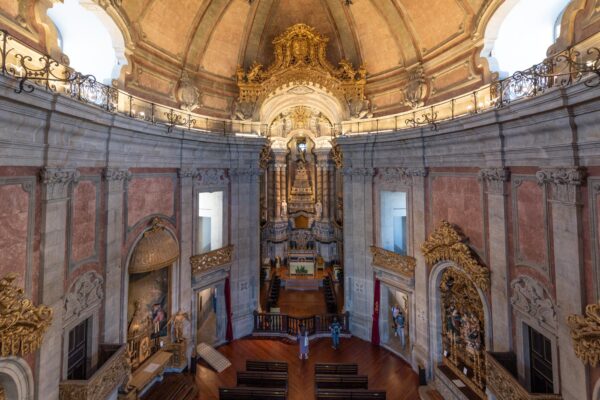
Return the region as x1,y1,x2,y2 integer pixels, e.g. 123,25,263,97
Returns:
102,168,130,344
329,166,336,220
280,164,287,217
178,168,195,351
537,167,588,400
317,165,323,215
323,165,330,220
275,164,281,219
408,168,430,374
268,164,276,221
37,168,79,400
479,168,511,352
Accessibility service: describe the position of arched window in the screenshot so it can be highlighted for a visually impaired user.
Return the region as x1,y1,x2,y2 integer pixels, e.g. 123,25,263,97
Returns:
47,0,126,84
482,0,571,77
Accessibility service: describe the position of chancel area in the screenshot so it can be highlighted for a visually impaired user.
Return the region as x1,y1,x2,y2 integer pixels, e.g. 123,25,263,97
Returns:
2,1,600,400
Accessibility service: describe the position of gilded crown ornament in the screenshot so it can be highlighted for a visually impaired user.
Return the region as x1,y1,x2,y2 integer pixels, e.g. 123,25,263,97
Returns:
567,300,600,367
0,273,53,357
421,220,490,291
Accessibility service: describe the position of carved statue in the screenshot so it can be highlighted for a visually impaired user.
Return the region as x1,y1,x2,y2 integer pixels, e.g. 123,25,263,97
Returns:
168,310,190,343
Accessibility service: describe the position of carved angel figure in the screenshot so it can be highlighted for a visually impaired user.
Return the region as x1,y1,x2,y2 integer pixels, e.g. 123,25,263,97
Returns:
168,310,190,343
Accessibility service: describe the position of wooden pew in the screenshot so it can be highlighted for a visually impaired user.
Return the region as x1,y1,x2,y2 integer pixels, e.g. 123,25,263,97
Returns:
315,389,386,399
237,371,288,388
315,363,359,375
315,374,368,390
246,360,288,372
219,387,287,400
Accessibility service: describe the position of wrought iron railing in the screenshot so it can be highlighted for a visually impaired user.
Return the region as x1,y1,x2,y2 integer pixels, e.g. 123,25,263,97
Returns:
1,29,599,136
253,311,349,337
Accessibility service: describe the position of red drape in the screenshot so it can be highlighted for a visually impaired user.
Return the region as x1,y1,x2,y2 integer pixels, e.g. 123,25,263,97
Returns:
371,277,380,345
225,276,233,342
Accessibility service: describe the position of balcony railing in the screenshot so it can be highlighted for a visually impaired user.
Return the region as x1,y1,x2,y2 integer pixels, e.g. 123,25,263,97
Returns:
253,311,349,337
59,344,128,400
1,29,599,136
370,246,416,279
485,352,562,400
190,245,234,277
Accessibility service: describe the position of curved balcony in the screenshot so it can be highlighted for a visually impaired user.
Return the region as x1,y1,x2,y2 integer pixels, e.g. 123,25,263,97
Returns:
1,29,599,137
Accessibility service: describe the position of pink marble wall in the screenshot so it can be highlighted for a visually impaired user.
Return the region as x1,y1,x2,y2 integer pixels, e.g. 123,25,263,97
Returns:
71,180,97,263
515,180,547,267
0,184,29,287
127,176,175,227
431,175,484,252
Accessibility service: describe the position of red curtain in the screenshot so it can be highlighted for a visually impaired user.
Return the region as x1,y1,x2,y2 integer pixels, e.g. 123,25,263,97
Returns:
371,277,380,345
225,276,233,342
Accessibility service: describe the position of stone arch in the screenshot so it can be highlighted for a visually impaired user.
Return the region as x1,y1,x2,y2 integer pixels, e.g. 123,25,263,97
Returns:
0,357,34,400
594,377,600,400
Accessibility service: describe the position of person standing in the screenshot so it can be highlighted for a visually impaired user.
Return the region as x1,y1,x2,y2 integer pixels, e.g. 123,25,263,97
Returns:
391,304,400,334
395,310,406,349
330,317,342,350
298,323,309,360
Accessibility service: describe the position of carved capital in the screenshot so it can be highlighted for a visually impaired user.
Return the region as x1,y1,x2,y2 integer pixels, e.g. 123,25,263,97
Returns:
103,168,131,182
478,168,510,195
510,276,557,332
177,168,196,179
536,167,585,203
64,271,104,327
40,167,79,200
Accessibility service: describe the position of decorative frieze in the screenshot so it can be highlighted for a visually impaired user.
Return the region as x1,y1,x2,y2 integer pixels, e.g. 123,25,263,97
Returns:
64,271,104,327
478,168,510,195
370,246,416,278
40,167,79,200
510,275,557,332
421,220,490,291
190,245,234,276
567,300,600,367
0,273,53,357
197,168,229,186
377,167,428,185
536,167,585,203
177,168,197,179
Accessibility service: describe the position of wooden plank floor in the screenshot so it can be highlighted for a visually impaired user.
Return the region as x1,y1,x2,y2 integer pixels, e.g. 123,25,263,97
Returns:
195,337,420,400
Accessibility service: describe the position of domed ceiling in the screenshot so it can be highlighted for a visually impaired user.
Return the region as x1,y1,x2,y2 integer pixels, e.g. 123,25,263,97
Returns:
1,0,504,118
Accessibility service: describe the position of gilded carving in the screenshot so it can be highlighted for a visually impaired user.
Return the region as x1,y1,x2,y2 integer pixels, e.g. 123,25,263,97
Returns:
370,246,415,278
485,352,562,400
236,24,369,119
259,143,272,169
511,276,557,331
421,220,490,291
567,300,600,367
129,218,179,274
0,273,52,357
331,144,343,169
64,271,104,326
190,245,234,275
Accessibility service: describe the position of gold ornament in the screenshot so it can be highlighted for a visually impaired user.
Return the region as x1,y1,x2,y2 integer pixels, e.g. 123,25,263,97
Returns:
331,144,343,169
129,218,179,274
370,246,415,278
190,245,234,275
421,220,489,291
567,300,600,367
259,143,272,169
0,273,52,357
236,24,367,110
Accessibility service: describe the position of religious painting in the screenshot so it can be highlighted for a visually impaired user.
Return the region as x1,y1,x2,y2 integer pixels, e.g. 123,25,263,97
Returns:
128,266,170,338
440,267,486,396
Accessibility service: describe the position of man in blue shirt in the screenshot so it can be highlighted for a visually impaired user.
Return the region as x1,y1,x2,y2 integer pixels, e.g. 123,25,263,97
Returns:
330,317,342,350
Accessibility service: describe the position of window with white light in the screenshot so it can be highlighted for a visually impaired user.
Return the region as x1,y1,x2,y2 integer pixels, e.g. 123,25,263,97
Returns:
380,191,407,255
197,191,224,253
482,0,570,77
47,0,126,84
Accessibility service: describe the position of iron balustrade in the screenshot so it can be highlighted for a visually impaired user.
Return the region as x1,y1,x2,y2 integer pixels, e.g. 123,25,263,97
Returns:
253,311,349,336
1,29,599,135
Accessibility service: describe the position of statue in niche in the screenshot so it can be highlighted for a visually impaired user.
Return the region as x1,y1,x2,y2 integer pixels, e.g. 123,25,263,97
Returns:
315,201,322,220
281,200,288,217
168,310,190,343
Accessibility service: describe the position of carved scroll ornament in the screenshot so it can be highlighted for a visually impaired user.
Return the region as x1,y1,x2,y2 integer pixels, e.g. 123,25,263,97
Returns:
190,245,234,275
421,220,490,291
0,273,53,357
568,300,600,367
64,271,104,326
511,276,557,331
370,246,416,278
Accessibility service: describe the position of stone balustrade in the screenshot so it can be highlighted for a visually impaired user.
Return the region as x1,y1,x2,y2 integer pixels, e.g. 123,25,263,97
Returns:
59,344,128,400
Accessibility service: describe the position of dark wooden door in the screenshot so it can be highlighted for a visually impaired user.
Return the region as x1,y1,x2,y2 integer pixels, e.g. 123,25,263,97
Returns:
528,326,553,393
67,319,88,380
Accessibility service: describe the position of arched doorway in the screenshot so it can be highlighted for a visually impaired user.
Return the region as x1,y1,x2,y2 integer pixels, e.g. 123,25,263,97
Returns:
0,357,34,400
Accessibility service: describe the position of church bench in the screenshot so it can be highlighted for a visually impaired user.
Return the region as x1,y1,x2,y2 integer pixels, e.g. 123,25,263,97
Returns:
237,371,289,388
315,389,386,399
315,363,359,375
246,360,288,372
315,374,368,389
219,387,287,400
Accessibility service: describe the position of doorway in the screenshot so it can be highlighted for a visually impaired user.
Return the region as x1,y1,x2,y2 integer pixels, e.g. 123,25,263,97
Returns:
67,318,89,380
194,283,226,346
527,325,554,393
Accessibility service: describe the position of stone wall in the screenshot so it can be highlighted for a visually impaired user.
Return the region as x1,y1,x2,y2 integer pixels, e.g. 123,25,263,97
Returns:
0,75,264,400
337,79,600,400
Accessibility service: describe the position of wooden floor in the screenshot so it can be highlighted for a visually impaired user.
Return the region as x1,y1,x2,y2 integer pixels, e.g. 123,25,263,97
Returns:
195,336,420,400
